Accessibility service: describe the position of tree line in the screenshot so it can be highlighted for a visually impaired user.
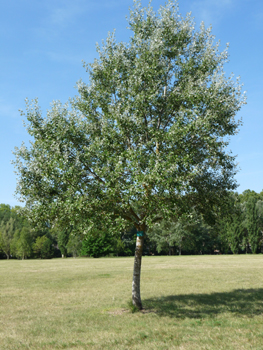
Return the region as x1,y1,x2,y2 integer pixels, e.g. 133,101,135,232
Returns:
1,189,262,260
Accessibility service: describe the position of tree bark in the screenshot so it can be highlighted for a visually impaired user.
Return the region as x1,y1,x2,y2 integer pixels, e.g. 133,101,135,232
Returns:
132,235,144,309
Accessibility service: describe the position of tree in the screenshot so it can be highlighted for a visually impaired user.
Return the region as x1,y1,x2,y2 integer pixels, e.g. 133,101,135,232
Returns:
245,197,261,253
52,226,70,258
185,213,219,255
256,200,263,252
0,218,16,259
11,226,33,259
218,193,244,254
0,204,12,224
33,236,53,259
81,228,114,258
113,226,137,256
66,234,82,258
13,1,245,309
239,190,261,204
149,216,190,255
225,214,244,254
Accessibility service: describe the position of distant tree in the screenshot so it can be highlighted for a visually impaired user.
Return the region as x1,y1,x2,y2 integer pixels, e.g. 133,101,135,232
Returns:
0,218,16,259
225,215,244,254
239,190,261,204
11,226,33,259
256,200,263,252
245,197,261,253
0,204,26,228
149,217,188,255
149,211,223,255
58,229,69,258
113,226,137,256
13,1,246,309
81,229,113,258
33,236,53,259
256,200,263,230
113,237,126,257
0,204,12,224
52,226,70,258
218,194,244,254
187,217,217,254
19,227,32,259
66,234,82,258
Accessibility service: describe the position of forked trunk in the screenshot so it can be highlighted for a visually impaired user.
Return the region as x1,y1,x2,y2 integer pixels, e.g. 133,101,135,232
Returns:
132,235,144,310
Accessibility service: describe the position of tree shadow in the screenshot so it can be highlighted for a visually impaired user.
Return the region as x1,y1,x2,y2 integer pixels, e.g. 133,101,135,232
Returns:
143,288,263,319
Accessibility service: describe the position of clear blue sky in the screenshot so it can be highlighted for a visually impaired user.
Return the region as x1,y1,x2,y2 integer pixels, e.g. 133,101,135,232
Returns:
1,0,262,207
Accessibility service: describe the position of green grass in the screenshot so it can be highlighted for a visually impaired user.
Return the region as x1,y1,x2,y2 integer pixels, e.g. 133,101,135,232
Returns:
1,255,263,349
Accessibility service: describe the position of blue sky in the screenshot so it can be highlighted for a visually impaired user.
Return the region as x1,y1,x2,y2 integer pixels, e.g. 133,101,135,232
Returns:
1,0,262,207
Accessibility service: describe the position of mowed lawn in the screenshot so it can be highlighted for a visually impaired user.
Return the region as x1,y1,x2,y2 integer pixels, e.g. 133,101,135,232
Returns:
1,255,263,350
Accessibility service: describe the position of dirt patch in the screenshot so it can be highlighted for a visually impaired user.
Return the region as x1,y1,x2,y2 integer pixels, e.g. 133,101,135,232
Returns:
140,308,156,314
107,308,155,316
107,309,129,316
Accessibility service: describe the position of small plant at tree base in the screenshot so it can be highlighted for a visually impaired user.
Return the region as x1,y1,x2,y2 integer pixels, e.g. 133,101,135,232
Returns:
127,300,140,313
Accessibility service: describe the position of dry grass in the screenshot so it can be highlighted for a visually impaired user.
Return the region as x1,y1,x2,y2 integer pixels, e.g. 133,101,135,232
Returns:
1,255,263,349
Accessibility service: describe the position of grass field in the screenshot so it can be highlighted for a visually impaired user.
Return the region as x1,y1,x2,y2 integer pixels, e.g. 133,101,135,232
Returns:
1,255,263,350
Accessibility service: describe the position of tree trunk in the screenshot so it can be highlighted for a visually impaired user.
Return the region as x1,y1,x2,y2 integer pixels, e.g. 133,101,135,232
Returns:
132,235,144,310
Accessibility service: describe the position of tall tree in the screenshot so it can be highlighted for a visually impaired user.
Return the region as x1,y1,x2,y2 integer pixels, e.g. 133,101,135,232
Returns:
0,204,12,224
13,1,245,308
33,236,53,259
149,215,191,255
0,218,16,259
81,228,114,258
218,193,244,254
52,226,70,258
66,233,82,258
11,226,33,259
225,214,244,254
246,197,261,253
256,200,263,252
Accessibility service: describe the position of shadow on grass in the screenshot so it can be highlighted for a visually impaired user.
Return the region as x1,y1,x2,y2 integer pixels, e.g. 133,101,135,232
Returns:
143,288,263,319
